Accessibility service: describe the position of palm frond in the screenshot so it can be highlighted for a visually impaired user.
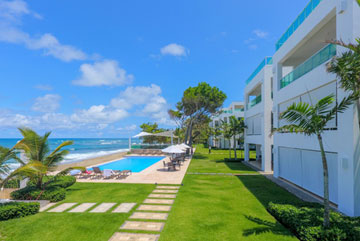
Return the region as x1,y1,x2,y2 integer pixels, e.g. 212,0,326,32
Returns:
272,125,308,135
325,94,358,123
314,95,335,115
49,140,74,157
280,102,313,130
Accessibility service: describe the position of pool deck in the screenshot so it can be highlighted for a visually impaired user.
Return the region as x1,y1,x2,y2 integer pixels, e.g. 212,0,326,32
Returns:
77,154,193,185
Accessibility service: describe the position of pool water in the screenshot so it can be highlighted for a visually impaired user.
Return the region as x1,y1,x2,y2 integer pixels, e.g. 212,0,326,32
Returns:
94,156,166,173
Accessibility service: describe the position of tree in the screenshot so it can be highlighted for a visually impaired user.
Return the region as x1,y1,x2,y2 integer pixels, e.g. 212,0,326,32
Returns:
327,39,360,95
1,128,75,189
210,126,222,148
170,82,226,146
0,146,25,179
139,122,169,144
220,120,233,159
273,94,356,228
228,116,246,159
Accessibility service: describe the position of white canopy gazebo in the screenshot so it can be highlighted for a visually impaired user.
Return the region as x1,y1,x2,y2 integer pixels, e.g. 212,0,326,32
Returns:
129,130,178,151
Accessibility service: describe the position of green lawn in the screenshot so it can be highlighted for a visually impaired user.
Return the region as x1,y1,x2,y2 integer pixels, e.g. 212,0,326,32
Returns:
0,183,155,241
188,145,258,174
160,145,302,240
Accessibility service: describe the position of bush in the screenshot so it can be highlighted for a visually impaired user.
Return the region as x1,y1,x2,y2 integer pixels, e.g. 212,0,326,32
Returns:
4,179,20,188
28,175,76,189
268,202,360,241
11,186,66,202
0,202,39,221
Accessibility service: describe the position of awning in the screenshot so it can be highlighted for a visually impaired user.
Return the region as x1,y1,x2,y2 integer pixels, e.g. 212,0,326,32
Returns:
132,130,178,138
162,145,185,154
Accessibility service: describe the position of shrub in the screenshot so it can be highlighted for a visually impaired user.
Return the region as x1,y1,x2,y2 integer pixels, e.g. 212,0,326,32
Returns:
0,202,39,221
29,175,76,189
268,202,360,241
11,186,66,202
4,179,20,188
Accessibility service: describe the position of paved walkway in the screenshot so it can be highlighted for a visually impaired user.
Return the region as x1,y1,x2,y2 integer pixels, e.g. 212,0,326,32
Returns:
109,185,180,241
45,202,137,213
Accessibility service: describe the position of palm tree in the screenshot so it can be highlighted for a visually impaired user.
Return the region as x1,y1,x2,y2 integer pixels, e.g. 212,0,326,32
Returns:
273,94,356,228
327,38,360,95
1,128,76,189
0,146,25,180
228,116,246,159
220,120,232,159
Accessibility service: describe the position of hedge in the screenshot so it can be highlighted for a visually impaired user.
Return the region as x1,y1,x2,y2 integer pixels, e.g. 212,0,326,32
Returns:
29,175,76,189
0,202,39,221
268,202,360,241
4,179,20,188
11,186,66,202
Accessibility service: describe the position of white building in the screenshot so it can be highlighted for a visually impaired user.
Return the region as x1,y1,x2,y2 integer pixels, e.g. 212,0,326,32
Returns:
269,0,360,216
209,101,244,149
244,57,273,172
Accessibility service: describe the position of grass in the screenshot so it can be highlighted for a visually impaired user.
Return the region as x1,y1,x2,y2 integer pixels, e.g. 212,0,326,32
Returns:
159,145,304,241
188,145,258,174
0,183,155,241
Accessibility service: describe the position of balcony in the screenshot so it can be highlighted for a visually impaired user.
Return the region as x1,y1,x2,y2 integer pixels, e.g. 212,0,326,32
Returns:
275,0,324,51
246,57,273,85
280,44,336,89
247,95,262,109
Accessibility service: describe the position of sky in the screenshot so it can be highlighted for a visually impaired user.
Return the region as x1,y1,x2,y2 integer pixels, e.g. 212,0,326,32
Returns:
0,0,309,138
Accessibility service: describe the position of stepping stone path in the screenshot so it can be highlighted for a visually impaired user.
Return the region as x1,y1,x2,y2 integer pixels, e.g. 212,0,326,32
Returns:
121,221,165,232
152,189,178,194
137,204,172,212
148,194,176,199
109,185,180,241
144,199,174,205
68,203,96,213
90,203,116,213
40,202,57,212
112,203,136,213
130,212,168,220
48,203,77,213
156,186,180,189
109,233,160,241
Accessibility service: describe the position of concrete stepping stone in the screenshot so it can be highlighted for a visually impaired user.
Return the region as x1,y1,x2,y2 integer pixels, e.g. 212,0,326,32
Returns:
68,203,96,213
156,186,180,189
148,194,176,199
144,199,174,205
89,203,116,213
48,203,77,213
40,202,57,212
153,189,178,194
120,221,165,232
130,212,168,220
112,203,137,213
137,205,171,212
109,232,160,241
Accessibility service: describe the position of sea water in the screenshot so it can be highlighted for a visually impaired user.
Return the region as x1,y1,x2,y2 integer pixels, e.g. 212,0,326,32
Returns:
0,138,139,166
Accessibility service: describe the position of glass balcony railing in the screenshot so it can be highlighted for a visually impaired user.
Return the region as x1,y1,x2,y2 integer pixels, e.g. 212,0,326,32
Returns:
275,0,323,51
280,44,336,89
247,95,262,109
246,57,273,85
234,108,244,112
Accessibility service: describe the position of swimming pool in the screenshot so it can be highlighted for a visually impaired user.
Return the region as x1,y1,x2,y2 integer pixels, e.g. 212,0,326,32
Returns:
93,156,166,173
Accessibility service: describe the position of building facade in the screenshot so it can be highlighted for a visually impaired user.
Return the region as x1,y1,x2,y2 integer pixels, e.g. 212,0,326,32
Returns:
244,57,273,172
243,0,360,216
209,102,244,149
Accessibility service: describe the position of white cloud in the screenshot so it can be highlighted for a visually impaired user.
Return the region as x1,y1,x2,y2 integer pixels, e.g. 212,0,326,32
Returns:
160,43,188,57
34,84,53,91
253,29,268,39
0,0,87,62
71,105,128,124
117,124,137,131
73,60,134,86
32,94,61,113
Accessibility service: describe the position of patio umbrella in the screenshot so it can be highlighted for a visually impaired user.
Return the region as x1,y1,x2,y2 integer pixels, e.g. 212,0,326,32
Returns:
178,143,191,149
132,132,152,138
162,145,185,154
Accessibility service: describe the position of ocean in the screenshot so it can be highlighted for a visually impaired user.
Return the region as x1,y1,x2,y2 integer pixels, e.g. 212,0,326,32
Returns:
0,138,139,166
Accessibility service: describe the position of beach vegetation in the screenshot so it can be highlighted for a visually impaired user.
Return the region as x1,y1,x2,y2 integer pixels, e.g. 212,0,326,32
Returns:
0,202,39,221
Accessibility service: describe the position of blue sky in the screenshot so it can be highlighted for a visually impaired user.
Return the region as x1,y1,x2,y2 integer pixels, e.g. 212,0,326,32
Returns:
0,0,309,138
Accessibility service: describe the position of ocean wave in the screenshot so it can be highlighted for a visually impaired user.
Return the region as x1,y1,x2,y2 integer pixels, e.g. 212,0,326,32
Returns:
61,149,128,164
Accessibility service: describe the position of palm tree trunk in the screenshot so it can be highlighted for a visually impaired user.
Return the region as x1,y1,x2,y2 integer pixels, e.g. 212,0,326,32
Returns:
233,136,237,159
228,139,231,159
317,134,330,228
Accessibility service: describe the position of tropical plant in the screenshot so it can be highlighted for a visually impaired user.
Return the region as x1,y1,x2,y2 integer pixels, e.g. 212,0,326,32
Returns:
228,116,246,159
220,120,233,159
273,94,356,228
328,38,360,95
210,126,222,148
169,82,226,146
0,146,24,179
1,128,77,189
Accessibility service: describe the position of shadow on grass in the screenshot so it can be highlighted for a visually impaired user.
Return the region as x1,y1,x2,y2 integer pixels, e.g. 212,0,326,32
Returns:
243,215,293,237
